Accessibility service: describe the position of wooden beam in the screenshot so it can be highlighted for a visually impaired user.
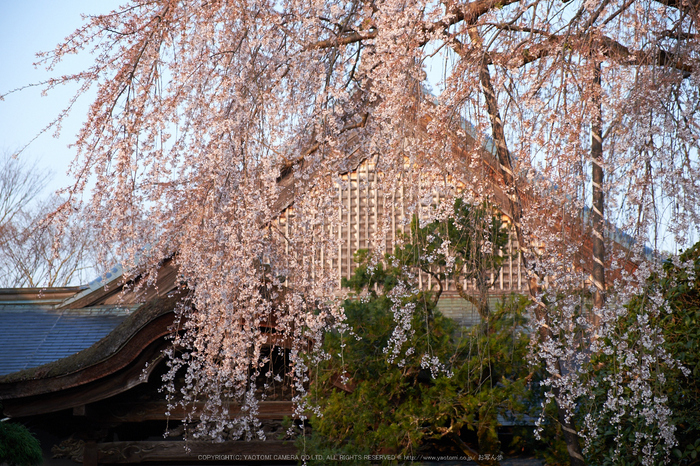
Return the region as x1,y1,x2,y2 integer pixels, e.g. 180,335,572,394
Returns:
88,401,294,422
0,286,86,305
96,440,298,463
2,338,166,417
83,441,98,466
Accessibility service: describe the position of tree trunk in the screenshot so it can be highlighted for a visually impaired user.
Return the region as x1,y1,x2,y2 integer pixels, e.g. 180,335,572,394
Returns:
591,62,605,321
465,28,586,466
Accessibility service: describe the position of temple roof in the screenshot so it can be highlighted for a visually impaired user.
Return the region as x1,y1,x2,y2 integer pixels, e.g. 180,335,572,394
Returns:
0,261,179,392
0,306,130,376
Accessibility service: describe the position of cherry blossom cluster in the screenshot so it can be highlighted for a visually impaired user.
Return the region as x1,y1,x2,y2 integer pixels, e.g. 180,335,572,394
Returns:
23,1,700,461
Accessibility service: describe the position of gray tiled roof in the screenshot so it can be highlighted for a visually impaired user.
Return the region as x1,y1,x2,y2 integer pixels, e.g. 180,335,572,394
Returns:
0,307,129,376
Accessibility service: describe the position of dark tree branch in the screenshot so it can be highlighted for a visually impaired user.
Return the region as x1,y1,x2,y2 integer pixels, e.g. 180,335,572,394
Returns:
305,29,377,50
487,28,696,77
464,25,587,466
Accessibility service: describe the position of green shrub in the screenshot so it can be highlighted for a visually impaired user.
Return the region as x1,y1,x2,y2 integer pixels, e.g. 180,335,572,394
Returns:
579,242,700,465
0,421,43,466
302,200,533,463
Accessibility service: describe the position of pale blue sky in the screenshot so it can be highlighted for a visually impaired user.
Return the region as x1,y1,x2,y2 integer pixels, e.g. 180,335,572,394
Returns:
0,2,684,254
0,0,119,198
0,1,450,202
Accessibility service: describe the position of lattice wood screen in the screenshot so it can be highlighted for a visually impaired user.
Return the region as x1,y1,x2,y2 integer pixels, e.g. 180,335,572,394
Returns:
275,159,526,293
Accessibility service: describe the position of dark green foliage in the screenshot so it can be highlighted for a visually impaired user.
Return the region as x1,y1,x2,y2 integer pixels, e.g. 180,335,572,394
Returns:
579,242,700,465
307,277,452,458
303,200,532,463
661,245,700,465
305,280,533,462
392,200,510,317
0,421,43,466
509,405,570,466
